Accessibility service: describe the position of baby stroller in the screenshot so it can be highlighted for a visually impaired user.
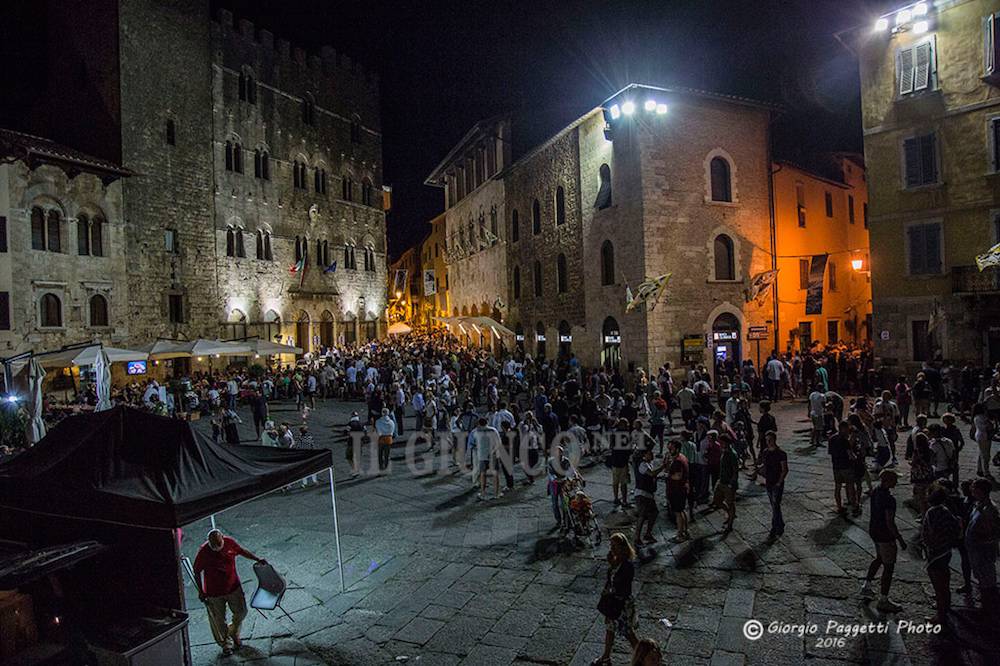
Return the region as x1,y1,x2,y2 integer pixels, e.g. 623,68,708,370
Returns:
562,478,602,546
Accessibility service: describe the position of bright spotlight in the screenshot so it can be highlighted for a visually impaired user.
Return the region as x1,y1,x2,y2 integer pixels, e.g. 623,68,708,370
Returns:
621,101,635,116
5,395,18,403
656,103,668,115
913,20,929,34
644,100,656,112
609,104,621,120
913,2,928,16
874,17,889,31
851,259,864,271
896,9,911,25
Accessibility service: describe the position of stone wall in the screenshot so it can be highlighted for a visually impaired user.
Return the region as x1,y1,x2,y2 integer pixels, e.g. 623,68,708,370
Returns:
445,178,507,322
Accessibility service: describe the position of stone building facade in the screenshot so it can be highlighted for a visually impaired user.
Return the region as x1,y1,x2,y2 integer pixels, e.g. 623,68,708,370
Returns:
843,0,1000,368
15,0,387,354
0,130,131,357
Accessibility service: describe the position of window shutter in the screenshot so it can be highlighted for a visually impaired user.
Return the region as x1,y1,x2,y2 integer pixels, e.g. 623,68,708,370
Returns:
920,134,937,184
924,224,941,274
986,15,996,75
992,119,1000,172
0,216,6,252
913,41,932,91
908,225,925,274
904,137,921,187
898,46,915,95
0,292,8,330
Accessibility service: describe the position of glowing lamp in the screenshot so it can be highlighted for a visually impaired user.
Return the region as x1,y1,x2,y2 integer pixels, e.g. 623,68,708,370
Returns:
913,20,929,34
644,100,656,112
5,395,18,403
656,103,668,115
196,356,203,361
896,9,911,25
621,101,635,116
395,290,401,298
874,17,889,31
851,259,864,271
609,104,621,120
913,2,928,16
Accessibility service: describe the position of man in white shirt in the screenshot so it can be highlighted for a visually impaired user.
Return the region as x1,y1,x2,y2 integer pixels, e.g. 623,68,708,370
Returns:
345,364,358,398
676,381,696,428
374,408,397,473
808,384,826,448
927,423,955,481
411,389,426,432
471,418,501,500
765,355,784,402
226,377,240,410
491,401,515,433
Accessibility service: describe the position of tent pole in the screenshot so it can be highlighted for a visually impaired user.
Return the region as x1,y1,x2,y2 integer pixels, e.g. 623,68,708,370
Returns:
328,467,345,593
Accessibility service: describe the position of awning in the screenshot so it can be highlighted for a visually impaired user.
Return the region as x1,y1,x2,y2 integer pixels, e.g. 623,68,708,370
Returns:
387,322,413,336
142,339,253,360
38,345,148,369
0,540,107,588
241,339,303,356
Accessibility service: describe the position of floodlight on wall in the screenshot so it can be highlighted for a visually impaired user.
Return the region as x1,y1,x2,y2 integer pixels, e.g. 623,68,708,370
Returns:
609,104,621,120
656,103,668,115
874,17,889,31
621,101,635,116
895,9,911,25
644,100,656,112
913,2,928,16
851,259,864,271
913,20,929,34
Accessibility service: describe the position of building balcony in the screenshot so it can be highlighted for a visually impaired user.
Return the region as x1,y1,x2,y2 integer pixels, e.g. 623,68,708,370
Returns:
952,265,1000,295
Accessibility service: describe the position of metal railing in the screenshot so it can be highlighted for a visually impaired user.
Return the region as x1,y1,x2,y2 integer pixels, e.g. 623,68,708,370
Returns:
952,265,1000,294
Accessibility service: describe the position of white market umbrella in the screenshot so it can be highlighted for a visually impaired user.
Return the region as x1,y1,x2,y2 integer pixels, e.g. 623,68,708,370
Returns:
245,339,302,356
27,358,47,444
387,322,412,336
39,344,147,369
144,339,253,359
94,349,112,412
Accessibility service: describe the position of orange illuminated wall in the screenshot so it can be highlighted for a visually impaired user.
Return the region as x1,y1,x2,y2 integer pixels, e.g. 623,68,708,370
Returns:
772,156,871,352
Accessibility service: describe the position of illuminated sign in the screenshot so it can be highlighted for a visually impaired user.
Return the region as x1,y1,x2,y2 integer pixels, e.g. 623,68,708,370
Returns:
515,334,525,342
126,361,147,375
559,335,572,343
604,335,621,344
712,331,739,342
536,335,546,342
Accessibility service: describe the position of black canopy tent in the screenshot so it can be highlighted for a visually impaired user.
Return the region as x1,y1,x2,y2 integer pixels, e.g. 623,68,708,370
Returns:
0,407,345,650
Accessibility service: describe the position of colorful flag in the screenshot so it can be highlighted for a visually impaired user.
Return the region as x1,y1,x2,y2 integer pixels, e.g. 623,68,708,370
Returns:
625,273,671,312
392,269,408,295
289,256,305,274
323,260,337,274
804,254,828,315
744,269,779,304
976,242,1000,271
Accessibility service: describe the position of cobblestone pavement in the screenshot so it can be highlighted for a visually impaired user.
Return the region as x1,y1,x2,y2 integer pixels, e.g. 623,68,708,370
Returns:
182,397,1000,665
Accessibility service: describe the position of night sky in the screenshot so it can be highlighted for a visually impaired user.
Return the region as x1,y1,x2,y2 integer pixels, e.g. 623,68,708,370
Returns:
3,0,894,258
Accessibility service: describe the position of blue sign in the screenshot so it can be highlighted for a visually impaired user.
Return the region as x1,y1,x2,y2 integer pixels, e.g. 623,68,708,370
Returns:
126,360,147,375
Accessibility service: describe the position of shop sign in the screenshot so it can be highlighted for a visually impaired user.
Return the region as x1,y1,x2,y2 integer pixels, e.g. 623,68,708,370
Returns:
559,335,572,343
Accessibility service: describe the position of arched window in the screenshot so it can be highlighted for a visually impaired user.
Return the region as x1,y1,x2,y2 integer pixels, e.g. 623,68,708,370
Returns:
261,151,270,180
512,265,521,300
344,244,356,269
46,210,61,252
511,209,519,242
235,228,245,258
225,141,233,171
595,163,612,209
31,207,45,250
532,198,541,234
341,175,353,201
165,118,176,146
316,238,323,266
533,260,542,297
557,253,568,293
600,240,615,286
555,186,566,225
224,309,248,340
255,230,264,259
246,73,256,104
91,216,104,257
226,228,235,257
295,236,303,262
490,206,498,241
233,143,243,174
323,240,330,267
254,149,262,178
77,213,91,256
302,94,315,125
710,156,732,202
40,293,62,327
714,234,735,280
535,321,547,358
314,167,327,194
264,232,273,260
89,294,109,327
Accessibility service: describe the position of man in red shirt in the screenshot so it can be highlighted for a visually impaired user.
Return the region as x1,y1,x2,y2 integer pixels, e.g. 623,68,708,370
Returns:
666,440,690,542
193,529,266,656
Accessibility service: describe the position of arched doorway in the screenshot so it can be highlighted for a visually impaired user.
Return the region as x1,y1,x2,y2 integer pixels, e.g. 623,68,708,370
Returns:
514,323,524,353
296,311,311,355
711,312,741,376
341,313,357,345
558,320,572,359
602,316,621,370
535,321,546,359
260,309,281,344
222,309,247,340
320,310,334,350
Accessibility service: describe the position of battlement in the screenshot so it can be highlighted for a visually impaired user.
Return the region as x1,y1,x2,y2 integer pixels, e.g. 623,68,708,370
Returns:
214,8,378,89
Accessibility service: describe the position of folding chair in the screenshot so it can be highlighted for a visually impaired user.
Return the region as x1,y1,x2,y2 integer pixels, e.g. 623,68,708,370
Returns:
249,561,295,622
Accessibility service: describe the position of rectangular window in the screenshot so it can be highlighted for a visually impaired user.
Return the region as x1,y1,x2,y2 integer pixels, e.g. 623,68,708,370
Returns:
824,191,833,217
912,319,932,361
848,195,855,224
827,319,839,344
903,133,938,188
799,259,810,290
795,182,806,227
907,222,943,275
165,228,178,254
828,261,837,291
863,202,869,229
799,321,813,349
990,117,1000,173
0,292,8,330
168,294,184,324
985,13,1000,80
0,216,6,252
897,38,935,96
77,220,90,255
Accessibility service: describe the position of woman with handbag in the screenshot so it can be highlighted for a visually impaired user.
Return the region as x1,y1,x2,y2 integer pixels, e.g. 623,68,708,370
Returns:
592,532,638,665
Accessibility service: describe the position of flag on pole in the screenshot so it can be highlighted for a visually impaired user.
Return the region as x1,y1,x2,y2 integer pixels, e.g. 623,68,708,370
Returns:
744,269,779,304
289,256,305,274
323,260,337,274
625,273,671,312
976,242,1000,271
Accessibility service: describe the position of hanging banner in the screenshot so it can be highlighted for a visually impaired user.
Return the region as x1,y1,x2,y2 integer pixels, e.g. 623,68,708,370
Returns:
805,254,828,315
423,269,437,296
392,269,408,296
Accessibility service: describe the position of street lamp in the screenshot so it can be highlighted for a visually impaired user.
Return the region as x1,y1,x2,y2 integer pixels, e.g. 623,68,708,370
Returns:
851,258,864,271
